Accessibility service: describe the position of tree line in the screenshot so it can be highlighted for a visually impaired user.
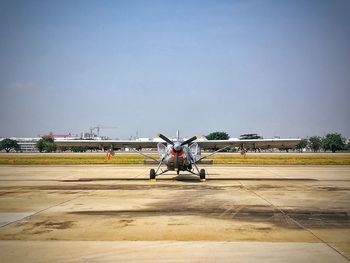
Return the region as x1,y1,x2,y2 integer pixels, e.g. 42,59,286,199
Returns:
36,136,99,152
296,133,347,153
0,132,349,153
206,131,349,153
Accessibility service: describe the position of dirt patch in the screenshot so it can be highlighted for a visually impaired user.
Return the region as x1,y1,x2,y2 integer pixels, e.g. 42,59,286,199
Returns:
208,178,318,181
0,191,18,196
33,220,74,230
315,186,350,191
0,184,229,191
63,178,318,182
32,229,52,235
70,206,350,229
5,183,347,192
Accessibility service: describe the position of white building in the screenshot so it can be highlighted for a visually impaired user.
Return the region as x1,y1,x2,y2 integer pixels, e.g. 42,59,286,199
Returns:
0,137,40,152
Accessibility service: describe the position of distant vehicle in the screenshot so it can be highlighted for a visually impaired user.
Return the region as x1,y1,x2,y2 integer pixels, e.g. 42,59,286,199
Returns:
55,130,300,182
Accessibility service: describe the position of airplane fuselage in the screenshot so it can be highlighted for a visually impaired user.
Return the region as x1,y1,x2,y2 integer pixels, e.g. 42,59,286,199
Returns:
164,147,189,171
157,141,199,173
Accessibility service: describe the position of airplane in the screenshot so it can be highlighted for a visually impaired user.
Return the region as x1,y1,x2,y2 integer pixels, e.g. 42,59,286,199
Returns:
55,131,301,182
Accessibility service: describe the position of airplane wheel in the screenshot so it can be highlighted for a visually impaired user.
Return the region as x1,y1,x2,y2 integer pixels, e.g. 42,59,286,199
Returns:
150,169,156,181
200,169,206,182
176,170,180,175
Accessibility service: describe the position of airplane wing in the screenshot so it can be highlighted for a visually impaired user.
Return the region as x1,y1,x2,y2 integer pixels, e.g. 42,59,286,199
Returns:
196,138,301,150
55,138,301,150
54,139,159,149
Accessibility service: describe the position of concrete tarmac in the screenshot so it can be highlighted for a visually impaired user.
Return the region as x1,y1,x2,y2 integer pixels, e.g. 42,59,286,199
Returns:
0,165,349,262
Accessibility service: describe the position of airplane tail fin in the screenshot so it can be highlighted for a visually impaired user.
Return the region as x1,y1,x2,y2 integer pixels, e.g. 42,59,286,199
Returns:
176,130,180,141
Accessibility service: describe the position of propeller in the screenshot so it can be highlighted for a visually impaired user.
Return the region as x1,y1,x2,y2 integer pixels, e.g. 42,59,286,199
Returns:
181,136,198,146
156,132,198,172
157,133,174,145
157,133,198,147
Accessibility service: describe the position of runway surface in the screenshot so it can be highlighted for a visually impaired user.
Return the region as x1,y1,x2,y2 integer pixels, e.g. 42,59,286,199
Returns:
0,165,349,262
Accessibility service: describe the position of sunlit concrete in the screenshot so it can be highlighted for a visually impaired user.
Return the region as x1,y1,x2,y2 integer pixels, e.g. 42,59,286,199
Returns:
0,165,349,262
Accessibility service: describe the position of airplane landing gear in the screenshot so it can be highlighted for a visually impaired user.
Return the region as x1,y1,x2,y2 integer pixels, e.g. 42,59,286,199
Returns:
150,169,156,182
200,169,206,182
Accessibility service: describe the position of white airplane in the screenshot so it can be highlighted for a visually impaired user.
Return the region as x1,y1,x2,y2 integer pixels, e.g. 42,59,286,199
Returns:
55,131,300,182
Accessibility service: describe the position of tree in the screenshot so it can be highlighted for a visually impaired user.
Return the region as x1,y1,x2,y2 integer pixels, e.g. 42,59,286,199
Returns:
239,133,263,140
206,132,229,140
345,141,350,151
36,136,57,152
322,133,345,153
308,136,322,152
0,138,20,152
70,146,87,153
296,138,308,152
57,146,69,152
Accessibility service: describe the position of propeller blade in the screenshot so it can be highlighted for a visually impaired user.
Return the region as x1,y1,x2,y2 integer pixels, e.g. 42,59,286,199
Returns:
181,136,198,146
157,133,174,145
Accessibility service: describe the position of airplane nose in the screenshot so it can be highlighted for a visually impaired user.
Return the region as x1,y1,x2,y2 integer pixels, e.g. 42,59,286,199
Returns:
173,143,182,152
174,146,181,151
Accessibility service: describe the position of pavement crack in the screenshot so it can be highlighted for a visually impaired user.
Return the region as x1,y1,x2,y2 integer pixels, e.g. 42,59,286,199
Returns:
0,194,83,229
240,181,350,262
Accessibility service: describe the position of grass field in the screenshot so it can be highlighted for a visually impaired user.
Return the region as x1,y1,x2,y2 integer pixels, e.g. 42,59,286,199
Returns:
0,153,350,165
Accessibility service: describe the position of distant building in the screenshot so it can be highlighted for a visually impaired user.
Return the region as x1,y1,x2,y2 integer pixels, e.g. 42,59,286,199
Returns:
18,138,40,152
0,132,81,152
39,132,80,139
137,138,152,142
0,137,40,152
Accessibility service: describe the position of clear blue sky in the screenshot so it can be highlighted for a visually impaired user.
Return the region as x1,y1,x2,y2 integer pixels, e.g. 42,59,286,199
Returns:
0,0,349,139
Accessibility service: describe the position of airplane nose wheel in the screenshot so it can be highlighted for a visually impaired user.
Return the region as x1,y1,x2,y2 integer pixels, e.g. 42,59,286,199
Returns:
199,169,206,182
150,169,156,182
